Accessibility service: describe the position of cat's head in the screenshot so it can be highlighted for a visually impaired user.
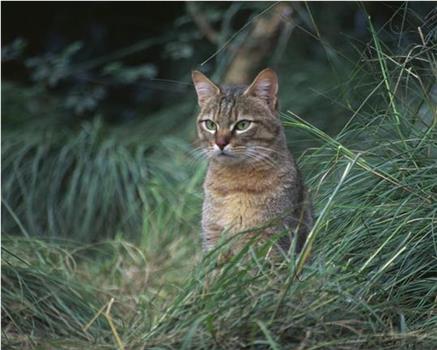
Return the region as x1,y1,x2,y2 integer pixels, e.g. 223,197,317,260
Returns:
192,68,285,165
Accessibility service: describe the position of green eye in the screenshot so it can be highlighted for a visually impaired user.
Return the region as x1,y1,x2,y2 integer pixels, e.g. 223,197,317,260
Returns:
234,120,251,131
204,120,217,131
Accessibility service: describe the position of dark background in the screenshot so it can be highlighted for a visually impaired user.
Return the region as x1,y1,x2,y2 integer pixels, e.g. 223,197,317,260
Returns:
4,2,431,128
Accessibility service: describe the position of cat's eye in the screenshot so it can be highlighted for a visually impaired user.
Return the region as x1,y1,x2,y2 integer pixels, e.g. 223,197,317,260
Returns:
203,120,217,132
234,120,251,131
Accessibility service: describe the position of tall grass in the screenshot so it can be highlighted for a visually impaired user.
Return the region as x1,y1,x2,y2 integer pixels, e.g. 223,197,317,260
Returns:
2,8,436,349
136,42,436,346
1,116,201,243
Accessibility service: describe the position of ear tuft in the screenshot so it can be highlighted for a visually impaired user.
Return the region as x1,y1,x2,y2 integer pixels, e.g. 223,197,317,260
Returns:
192,71,221,107
243,68,278,111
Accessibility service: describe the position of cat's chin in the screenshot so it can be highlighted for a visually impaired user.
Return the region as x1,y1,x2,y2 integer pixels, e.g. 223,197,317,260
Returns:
210,152,241,164
211,153,257,166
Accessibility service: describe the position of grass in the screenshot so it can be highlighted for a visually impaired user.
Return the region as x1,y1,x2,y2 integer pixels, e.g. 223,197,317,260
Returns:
2,8,437,350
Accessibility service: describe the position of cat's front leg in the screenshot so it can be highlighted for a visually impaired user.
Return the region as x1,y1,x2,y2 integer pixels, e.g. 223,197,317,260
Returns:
201,222,223,252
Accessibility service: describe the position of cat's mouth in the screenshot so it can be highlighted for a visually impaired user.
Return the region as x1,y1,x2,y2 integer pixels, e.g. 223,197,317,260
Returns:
210,148,238,160
217,151,233,157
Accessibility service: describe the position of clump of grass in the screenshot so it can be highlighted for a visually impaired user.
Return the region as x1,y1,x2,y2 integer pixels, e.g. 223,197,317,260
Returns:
129,11,437,349
1,234,199,349
138,109,436,348
1,119,206,347
1,116,204,244
2,119,147,241
1,237,111,347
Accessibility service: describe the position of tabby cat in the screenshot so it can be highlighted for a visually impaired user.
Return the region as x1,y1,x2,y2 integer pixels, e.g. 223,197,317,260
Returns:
192,68,313,254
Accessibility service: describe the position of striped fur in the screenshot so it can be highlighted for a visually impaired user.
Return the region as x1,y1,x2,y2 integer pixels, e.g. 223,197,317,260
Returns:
192,69,313,254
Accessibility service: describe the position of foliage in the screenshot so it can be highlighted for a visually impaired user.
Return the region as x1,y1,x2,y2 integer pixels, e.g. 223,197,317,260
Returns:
2,3,436,349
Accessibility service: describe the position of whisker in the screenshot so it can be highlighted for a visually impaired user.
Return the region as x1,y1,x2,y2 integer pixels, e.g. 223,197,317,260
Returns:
245,149,277,168
250,145,284,157
229,145,279,168
188,147,211,166
248,146,282,167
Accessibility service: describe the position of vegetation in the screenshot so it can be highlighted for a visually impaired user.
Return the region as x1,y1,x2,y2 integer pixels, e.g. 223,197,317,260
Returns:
2,3,436,349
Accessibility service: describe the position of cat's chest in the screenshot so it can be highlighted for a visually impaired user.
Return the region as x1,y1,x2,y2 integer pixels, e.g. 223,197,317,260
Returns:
203,165,293,230
208,191,267,230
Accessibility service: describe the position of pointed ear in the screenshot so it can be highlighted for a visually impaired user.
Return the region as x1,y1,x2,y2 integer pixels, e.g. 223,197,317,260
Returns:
192,71,221,107
243,68,278,111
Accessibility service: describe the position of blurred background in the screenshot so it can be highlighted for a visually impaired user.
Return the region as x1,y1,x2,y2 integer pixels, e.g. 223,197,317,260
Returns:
1,1,435,239
4,2,433,130
2,2,434,243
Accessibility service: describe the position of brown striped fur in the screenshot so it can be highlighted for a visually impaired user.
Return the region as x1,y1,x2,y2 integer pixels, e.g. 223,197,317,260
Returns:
192,68,313,254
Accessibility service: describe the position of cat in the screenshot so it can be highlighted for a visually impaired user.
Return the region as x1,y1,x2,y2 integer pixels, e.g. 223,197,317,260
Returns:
192,68,313,255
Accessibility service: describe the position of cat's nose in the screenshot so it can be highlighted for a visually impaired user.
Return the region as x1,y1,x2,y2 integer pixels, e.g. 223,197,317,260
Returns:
215,137,229,150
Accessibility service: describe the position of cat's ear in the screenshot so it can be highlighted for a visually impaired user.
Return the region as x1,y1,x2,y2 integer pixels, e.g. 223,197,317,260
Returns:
192,71,221,107
243,68,278,112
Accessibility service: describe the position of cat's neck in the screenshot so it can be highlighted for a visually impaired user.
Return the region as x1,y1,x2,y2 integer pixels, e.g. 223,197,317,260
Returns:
205,157,296,196
206,147,296,192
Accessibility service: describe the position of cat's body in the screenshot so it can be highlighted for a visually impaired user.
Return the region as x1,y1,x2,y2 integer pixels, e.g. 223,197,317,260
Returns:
192,69,313,254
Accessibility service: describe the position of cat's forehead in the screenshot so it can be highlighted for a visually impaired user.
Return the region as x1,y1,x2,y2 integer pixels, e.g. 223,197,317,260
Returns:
221,85,247,96
200,85,268,121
